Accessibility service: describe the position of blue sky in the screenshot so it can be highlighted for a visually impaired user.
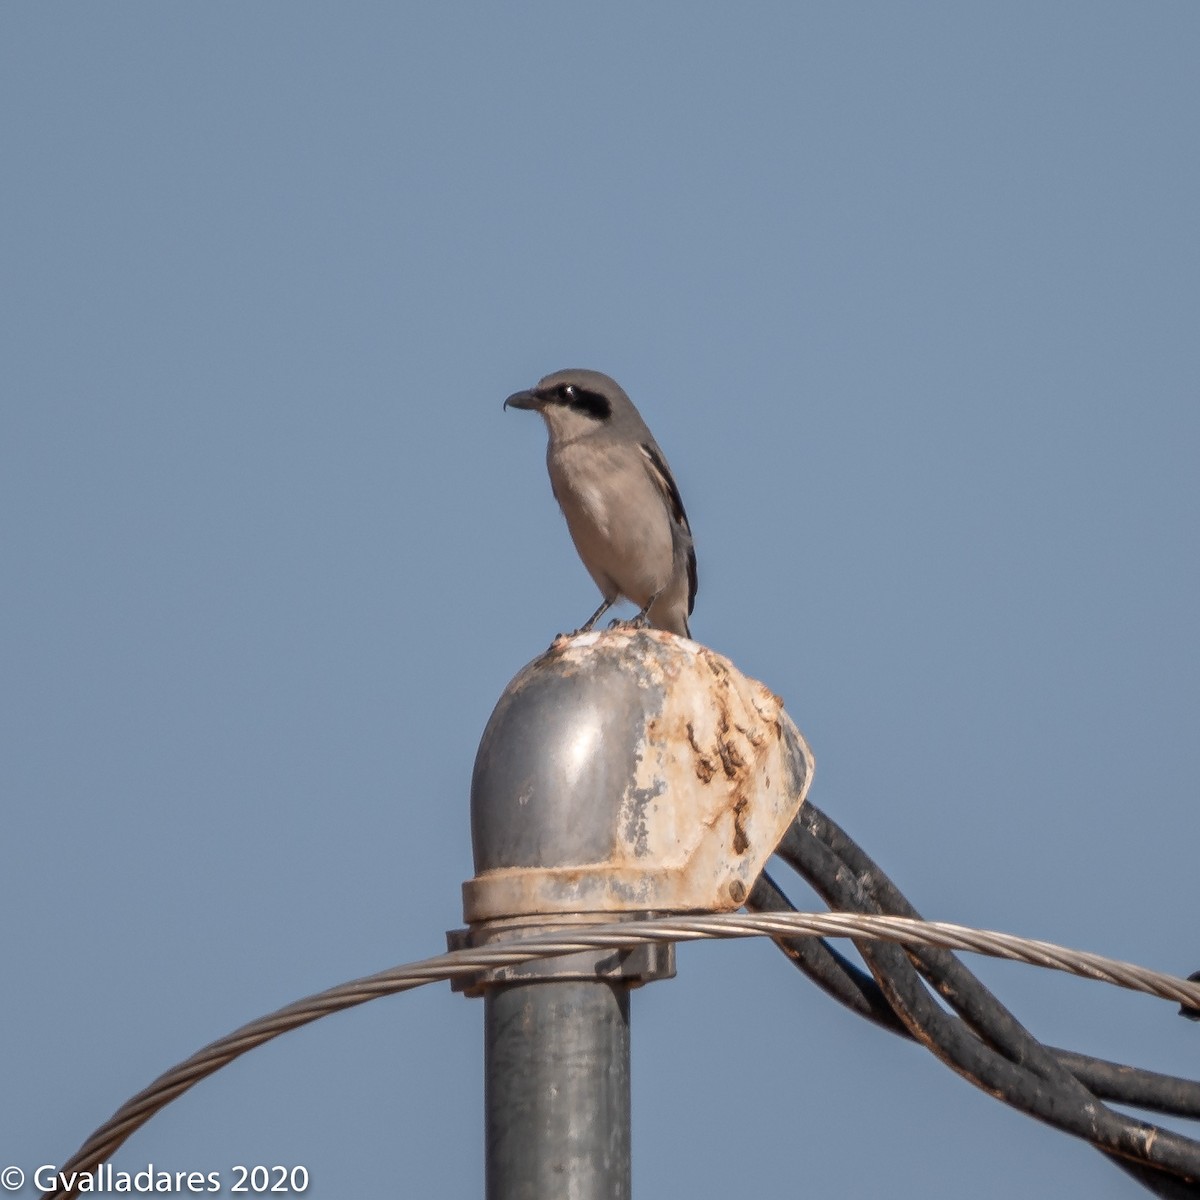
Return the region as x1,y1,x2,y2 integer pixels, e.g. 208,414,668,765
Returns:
3,4,1199,1197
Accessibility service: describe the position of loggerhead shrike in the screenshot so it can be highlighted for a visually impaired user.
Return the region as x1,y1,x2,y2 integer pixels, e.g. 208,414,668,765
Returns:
505,369,697,638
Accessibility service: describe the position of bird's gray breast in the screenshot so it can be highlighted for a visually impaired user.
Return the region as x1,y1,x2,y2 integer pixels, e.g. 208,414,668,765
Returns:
548,438,675,605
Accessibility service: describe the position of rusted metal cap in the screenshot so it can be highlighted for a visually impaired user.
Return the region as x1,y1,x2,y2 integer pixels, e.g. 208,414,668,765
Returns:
463,628,813,924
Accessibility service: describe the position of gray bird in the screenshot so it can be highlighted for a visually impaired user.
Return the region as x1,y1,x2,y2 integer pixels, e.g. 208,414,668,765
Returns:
505,369,697,638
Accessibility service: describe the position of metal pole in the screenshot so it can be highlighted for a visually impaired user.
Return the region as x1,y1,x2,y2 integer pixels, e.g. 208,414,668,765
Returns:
485,980,631,1200
456,628,813,1199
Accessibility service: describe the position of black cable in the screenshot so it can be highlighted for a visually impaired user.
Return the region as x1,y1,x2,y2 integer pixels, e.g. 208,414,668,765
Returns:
759,803,1200,1195
796,804,1200,1118
1048,1051,1200,1121
780,816,1196,1193
804,805,1200,1193
749,871,1200,1122
749,870,909,1036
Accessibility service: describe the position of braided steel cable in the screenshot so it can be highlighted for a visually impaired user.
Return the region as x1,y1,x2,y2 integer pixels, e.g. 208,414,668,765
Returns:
42,909,1200,1199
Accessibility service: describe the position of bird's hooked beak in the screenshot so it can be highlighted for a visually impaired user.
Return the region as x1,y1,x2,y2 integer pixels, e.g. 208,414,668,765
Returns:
503,388,542,412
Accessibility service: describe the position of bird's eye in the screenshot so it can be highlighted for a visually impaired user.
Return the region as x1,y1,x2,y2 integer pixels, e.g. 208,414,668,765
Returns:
559,385,576,401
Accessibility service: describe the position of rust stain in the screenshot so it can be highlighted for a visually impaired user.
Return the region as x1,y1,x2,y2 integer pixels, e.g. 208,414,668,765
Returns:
731,795,750,854
702,652,731,685
685,720,718,783
715,710,747,779
718,738,746,777
733,721,767,748
707,705,756,856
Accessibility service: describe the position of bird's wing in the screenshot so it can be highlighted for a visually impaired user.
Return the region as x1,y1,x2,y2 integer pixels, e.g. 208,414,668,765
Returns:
638,442,698,616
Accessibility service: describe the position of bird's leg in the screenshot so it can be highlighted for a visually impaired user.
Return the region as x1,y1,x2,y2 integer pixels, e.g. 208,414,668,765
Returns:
578,596,616,634
624,589,662,630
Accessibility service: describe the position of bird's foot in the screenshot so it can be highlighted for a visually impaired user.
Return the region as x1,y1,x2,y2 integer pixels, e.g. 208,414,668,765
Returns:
553,625,592,641
606,612,651,632
625,594,659,630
